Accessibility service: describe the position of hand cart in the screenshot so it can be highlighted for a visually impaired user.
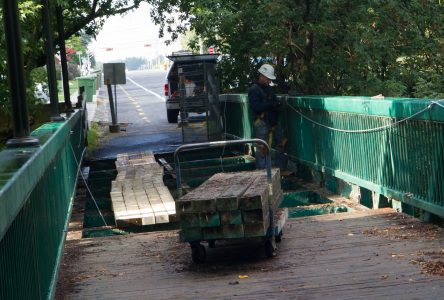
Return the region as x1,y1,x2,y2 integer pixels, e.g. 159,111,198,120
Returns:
174,138,285,262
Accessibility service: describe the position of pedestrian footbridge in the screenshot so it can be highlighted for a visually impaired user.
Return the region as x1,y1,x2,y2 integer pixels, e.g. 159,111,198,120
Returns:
1,93,444,298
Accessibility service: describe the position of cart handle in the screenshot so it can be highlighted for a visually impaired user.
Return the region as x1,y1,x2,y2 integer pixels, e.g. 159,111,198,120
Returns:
173,138,272,195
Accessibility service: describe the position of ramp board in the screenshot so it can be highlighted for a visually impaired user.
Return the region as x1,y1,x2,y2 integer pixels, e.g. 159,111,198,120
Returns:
110,151,176,226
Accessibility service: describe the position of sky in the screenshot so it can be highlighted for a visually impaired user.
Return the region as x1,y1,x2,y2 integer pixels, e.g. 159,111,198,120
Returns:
89,3,181,63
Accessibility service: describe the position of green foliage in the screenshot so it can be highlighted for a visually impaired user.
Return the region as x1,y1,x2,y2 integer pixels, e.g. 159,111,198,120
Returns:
55,63,80,80
150,0,444,97
87,121,99,151
0,0,143,126
29,67,49,105
66,35,88,65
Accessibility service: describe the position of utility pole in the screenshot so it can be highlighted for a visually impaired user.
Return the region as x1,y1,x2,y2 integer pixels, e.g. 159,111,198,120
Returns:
2,0,39,147
42,0,64,122
56,4,73,113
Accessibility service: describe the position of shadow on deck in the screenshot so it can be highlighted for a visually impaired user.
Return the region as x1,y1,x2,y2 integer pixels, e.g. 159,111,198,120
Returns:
56,209,444,299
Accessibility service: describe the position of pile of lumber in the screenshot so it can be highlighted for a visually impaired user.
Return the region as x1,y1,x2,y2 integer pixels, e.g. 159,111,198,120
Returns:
176,169,283,241
110,152,176,227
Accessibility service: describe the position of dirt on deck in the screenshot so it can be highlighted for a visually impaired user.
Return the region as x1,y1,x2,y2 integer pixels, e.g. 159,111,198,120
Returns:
56,209,444,300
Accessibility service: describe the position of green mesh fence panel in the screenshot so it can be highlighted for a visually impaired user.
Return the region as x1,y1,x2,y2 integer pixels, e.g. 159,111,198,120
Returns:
220,94,254,139
221,95,444,218
0,109,86,299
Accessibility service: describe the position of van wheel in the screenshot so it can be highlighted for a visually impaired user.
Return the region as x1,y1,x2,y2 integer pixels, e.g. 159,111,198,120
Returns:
167,109,179,123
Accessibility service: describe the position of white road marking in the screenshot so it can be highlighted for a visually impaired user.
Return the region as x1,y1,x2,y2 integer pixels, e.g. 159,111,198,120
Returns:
127,77,165,101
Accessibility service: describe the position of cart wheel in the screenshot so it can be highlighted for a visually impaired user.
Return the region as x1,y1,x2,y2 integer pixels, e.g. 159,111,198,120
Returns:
208,240,216,248
265,240,277,258
275,231,283,243
191,243,206,263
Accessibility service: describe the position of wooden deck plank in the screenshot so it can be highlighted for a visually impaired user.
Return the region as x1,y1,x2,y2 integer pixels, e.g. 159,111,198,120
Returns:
56,209,444,299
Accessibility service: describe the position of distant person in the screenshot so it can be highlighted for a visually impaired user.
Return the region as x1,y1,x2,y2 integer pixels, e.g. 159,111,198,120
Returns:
184,77,196,97
248,63,287,169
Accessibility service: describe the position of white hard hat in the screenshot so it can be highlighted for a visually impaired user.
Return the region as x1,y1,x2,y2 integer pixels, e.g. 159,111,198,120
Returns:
258,64,276,80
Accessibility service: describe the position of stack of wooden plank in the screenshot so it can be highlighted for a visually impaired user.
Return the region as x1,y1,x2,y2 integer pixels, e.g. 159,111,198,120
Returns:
176,169,283,241
110,152,176,227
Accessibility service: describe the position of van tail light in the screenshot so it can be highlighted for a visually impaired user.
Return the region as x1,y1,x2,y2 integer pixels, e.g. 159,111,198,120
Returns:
164,84,169,96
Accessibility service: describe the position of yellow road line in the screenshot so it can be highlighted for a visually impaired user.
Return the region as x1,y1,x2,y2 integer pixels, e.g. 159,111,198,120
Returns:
118,85,150,123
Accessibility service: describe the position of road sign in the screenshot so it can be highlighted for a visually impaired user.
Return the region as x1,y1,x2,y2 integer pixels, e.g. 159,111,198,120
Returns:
103,63,126,85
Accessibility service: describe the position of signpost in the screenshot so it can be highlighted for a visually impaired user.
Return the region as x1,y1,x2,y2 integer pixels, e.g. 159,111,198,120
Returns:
103,63,126,132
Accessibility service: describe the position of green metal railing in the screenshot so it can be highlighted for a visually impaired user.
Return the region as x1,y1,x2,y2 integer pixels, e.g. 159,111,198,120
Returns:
220,94,254,139
0,107,86,299
221,94,444,218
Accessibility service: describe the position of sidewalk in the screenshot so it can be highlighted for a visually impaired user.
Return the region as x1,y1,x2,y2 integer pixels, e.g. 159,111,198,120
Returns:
72,86,110,126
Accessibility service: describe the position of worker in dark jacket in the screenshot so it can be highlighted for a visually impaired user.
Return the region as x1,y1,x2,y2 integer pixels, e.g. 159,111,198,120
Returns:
248,63,287,169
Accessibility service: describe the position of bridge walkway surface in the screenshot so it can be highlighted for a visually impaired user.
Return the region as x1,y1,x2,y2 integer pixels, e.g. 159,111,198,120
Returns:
56,209,444,299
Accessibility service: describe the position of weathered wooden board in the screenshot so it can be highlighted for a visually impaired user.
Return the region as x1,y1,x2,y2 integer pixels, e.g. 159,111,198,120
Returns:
57,210,444,300
215,172,256,211
199,212,221,228
243,221,269,238
220,210,242,225
239,169,281,211
222,224,244,238
237,175,268,211
242,209,267,224
177,173,233,213
202,224,245,240
177,169,283,240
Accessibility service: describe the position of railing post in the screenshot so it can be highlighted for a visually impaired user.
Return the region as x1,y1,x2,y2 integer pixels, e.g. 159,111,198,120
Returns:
42,0,64,122
2,0,39,147
56,5,73,114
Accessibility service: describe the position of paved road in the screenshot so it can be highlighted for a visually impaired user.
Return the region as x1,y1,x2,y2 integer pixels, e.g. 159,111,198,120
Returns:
90,69,182,159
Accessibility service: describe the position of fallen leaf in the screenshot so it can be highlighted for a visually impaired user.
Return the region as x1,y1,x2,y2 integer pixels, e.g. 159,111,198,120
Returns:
238,275,249,279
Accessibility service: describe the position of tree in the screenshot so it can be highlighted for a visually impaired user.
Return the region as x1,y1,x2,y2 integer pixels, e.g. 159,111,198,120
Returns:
0,0,145,111
149,0,444,97
21,0,145,71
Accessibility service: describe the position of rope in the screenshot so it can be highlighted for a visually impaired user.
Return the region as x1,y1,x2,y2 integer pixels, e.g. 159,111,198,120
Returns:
70,144,108,227
284,99,444,134
432,100,444,109
224,99,444,172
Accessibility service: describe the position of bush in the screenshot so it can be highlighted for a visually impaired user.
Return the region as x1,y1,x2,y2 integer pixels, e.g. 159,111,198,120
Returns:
55,63,80,80
68,63,81,80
